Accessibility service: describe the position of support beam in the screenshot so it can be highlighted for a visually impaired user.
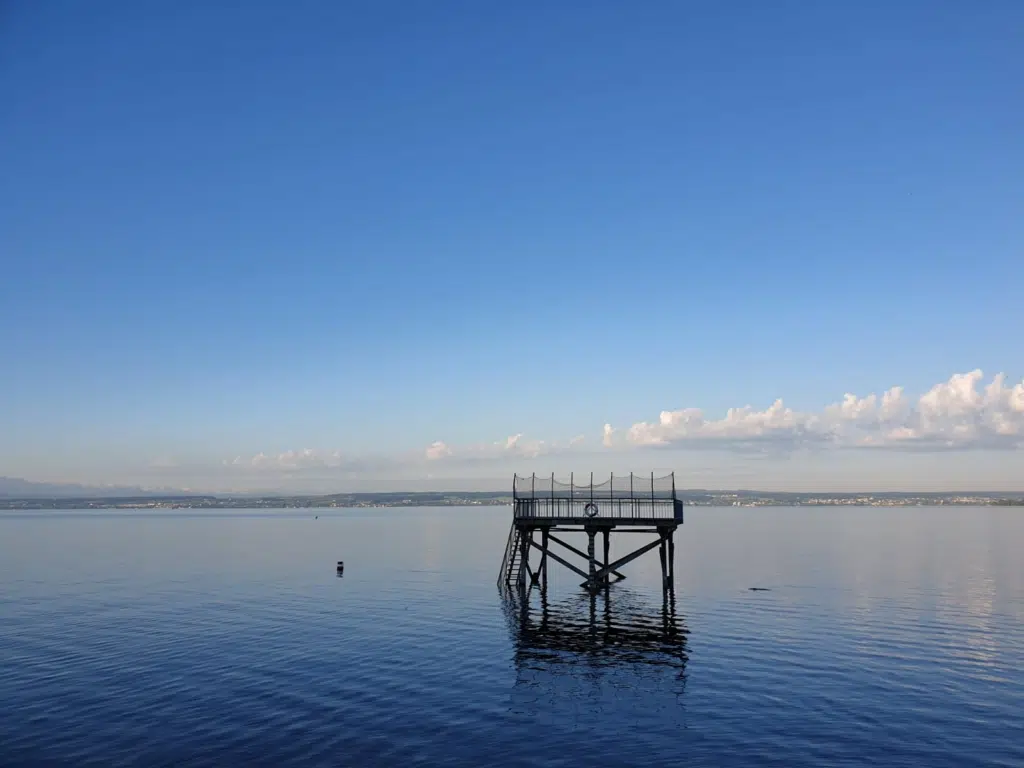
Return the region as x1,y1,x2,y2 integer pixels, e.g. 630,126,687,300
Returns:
586,529,596,589
668,531,676,590
527,537,590,580
659,536,668,591
528,532,541,586
518,526,529,591
540,528,549,589
547,533,626,580
584,536,664,589
603,530,611,587
523,554,535,585
522,530,536,585
526,527,674,534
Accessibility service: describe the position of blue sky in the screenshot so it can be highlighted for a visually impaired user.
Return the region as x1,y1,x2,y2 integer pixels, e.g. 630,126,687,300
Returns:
2,1,1022,492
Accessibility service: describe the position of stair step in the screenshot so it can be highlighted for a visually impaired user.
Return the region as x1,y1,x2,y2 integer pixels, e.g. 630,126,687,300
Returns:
498,524,526,586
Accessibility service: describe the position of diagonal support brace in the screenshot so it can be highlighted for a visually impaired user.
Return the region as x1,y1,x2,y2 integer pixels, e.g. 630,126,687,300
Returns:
547,533,626,581
527,537,590,580
582,535,664,590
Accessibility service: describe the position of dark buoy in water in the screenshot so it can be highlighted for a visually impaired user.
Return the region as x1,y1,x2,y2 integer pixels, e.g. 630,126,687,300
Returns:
748,587,770,591
336,560,344,576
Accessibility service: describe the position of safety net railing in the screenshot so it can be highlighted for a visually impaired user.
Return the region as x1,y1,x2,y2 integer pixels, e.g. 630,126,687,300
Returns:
513,472,677,501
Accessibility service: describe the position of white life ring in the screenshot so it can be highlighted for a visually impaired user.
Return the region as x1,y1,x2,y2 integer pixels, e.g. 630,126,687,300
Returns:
584,502,599,518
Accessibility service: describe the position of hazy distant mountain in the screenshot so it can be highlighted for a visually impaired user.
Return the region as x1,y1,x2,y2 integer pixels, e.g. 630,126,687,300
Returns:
0,477,158,498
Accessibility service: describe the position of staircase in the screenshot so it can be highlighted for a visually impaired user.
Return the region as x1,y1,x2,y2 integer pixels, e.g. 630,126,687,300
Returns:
498,525,524,587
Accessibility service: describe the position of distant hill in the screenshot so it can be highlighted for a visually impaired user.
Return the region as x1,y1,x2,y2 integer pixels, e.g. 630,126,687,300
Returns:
0,476,159,498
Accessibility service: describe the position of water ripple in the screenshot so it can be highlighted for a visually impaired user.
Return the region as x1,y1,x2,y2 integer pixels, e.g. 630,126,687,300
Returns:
1,506,1023,767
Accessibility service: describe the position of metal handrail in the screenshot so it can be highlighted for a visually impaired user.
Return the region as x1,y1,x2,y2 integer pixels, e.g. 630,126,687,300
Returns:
513,497,677,521
497,525,516,585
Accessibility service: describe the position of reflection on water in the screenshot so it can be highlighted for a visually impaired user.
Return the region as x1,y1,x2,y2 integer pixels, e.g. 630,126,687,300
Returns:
2,506,1023,767
502,584,689,721
503,585,689,669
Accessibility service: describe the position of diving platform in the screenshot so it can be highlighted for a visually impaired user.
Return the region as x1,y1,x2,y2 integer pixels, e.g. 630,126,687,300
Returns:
499,472,682,594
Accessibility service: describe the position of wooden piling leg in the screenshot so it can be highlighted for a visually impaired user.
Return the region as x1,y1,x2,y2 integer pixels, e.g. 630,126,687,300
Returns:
668,530,676,591
541,528,549,590
526,528,538,588
658,534,668,591
532,529,548,587
587,528,597,592
602,529,611,587
518,527,530,592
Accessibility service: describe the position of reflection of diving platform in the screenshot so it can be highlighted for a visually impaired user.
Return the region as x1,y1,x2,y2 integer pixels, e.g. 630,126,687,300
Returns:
502,586,689,670
501,585,689,729
504,586,689,721
499,473,683,593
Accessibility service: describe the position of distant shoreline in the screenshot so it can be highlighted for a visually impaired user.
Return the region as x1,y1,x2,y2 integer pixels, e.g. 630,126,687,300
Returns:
2,490,1023,511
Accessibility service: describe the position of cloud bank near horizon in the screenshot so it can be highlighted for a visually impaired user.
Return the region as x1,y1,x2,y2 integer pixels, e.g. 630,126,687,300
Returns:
416,370,1024,464
618,369,1024,453
216,370,1024,480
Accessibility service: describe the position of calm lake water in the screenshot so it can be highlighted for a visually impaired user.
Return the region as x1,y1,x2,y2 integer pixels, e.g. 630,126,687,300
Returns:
1,506,1022,767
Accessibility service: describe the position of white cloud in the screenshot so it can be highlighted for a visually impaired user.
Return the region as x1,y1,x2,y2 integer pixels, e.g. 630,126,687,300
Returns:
623,370,1024,452
602,424,616,447
246,448,347,469
474,433,549,460
425,441,451,460
221,370,1024,484
422,431,591,465
223,448,393,474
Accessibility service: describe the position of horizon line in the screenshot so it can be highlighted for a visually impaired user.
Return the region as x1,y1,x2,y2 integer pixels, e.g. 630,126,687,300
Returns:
4,487,1024,500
